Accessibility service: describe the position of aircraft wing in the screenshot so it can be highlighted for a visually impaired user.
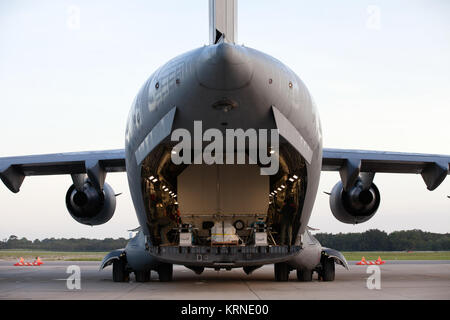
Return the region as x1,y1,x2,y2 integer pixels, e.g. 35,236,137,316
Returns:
322,148,450,191
0,149,126,193
2,148,449,193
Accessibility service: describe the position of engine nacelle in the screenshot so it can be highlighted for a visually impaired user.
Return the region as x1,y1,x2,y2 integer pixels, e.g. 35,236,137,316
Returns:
330,180,381,224
65,181,116,226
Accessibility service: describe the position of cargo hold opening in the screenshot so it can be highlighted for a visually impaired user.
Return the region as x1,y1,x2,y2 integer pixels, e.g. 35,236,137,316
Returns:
140,143,307,247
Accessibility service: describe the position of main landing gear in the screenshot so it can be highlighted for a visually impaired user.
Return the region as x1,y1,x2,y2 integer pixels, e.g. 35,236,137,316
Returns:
135,270,151,282
273,262,314,282
274,262,290,281
273,258,336,282
318,256,335,281
112,259,130,283
112,258,173,283
133,263,173,283
296,268,313,282
157,263,173,282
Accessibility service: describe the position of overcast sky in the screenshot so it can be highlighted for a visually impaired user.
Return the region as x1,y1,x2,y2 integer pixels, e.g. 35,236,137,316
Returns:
0,0,449,240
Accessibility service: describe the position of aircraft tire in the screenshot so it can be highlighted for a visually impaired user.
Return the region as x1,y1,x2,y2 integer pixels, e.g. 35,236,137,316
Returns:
135,270,151,283
296,268,313,282
320,257,335,281
274,263,290,282
112,259,129,283
158,263,173,282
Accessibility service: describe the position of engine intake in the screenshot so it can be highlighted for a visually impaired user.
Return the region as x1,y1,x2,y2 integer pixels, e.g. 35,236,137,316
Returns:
65,181,116,226
329,180,381,224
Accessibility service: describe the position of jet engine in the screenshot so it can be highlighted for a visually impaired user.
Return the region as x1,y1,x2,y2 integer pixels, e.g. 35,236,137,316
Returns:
329,179,381,224
65,181,116,226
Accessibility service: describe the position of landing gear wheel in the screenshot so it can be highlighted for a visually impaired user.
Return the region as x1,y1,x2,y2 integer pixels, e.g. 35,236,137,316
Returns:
320,257,335,281
112,259,129,283
297,269,313,282
274,263,290,282
158,263,173,282
135,270,151,283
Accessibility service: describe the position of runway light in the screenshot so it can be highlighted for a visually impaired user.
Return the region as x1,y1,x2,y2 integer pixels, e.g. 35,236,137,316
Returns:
152,178,158,183
289,178,294,182
277,188,282,191
164,188,169,192
149,176,154,180
293,175,298,180
281,185,286,189
274,190,278,194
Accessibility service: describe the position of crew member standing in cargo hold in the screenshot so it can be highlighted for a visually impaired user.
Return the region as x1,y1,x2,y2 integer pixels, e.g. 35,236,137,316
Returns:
280,198,296,245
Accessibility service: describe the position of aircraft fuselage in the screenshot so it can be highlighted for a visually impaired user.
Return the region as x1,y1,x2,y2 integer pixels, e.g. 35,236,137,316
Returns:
124,42,323,270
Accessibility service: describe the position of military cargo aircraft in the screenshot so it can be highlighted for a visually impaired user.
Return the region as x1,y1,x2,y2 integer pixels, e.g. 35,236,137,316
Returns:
1,0,449,283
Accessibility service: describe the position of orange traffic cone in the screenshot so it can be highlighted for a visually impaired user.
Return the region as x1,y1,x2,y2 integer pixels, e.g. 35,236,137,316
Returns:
375,256,386,265
14,257,25,266
356,256,368,265
33,257,43,266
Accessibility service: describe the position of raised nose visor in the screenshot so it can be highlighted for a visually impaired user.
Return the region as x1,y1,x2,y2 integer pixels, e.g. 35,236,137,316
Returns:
196,42,253,90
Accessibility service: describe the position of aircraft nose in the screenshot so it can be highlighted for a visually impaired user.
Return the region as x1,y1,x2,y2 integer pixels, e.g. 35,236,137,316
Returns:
196,42,253,90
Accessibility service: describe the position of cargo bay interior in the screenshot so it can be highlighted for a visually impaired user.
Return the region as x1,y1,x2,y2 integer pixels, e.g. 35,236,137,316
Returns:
140,143,307,248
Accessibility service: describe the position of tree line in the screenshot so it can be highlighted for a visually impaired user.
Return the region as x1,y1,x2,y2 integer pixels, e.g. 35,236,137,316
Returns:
0,229,449,252
314,229,450,251
0,235,128,252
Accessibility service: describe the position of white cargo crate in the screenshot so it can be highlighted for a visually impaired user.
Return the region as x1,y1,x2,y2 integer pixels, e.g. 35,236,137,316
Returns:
179,232,192,247
254,232,268,246
211,222,239,245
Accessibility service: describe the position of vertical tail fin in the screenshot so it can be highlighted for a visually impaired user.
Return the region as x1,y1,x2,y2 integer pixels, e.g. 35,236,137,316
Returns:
209,0,238,44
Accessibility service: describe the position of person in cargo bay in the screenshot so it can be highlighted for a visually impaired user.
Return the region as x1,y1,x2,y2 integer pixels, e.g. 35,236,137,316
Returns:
280,197,297,245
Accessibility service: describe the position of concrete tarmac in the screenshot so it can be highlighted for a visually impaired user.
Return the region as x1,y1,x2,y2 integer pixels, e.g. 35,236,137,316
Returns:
0,261,449,300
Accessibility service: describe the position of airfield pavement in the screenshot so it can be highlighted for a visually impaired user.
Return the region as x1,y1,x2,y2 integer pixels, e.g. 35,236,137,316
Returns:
0,260,449,300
